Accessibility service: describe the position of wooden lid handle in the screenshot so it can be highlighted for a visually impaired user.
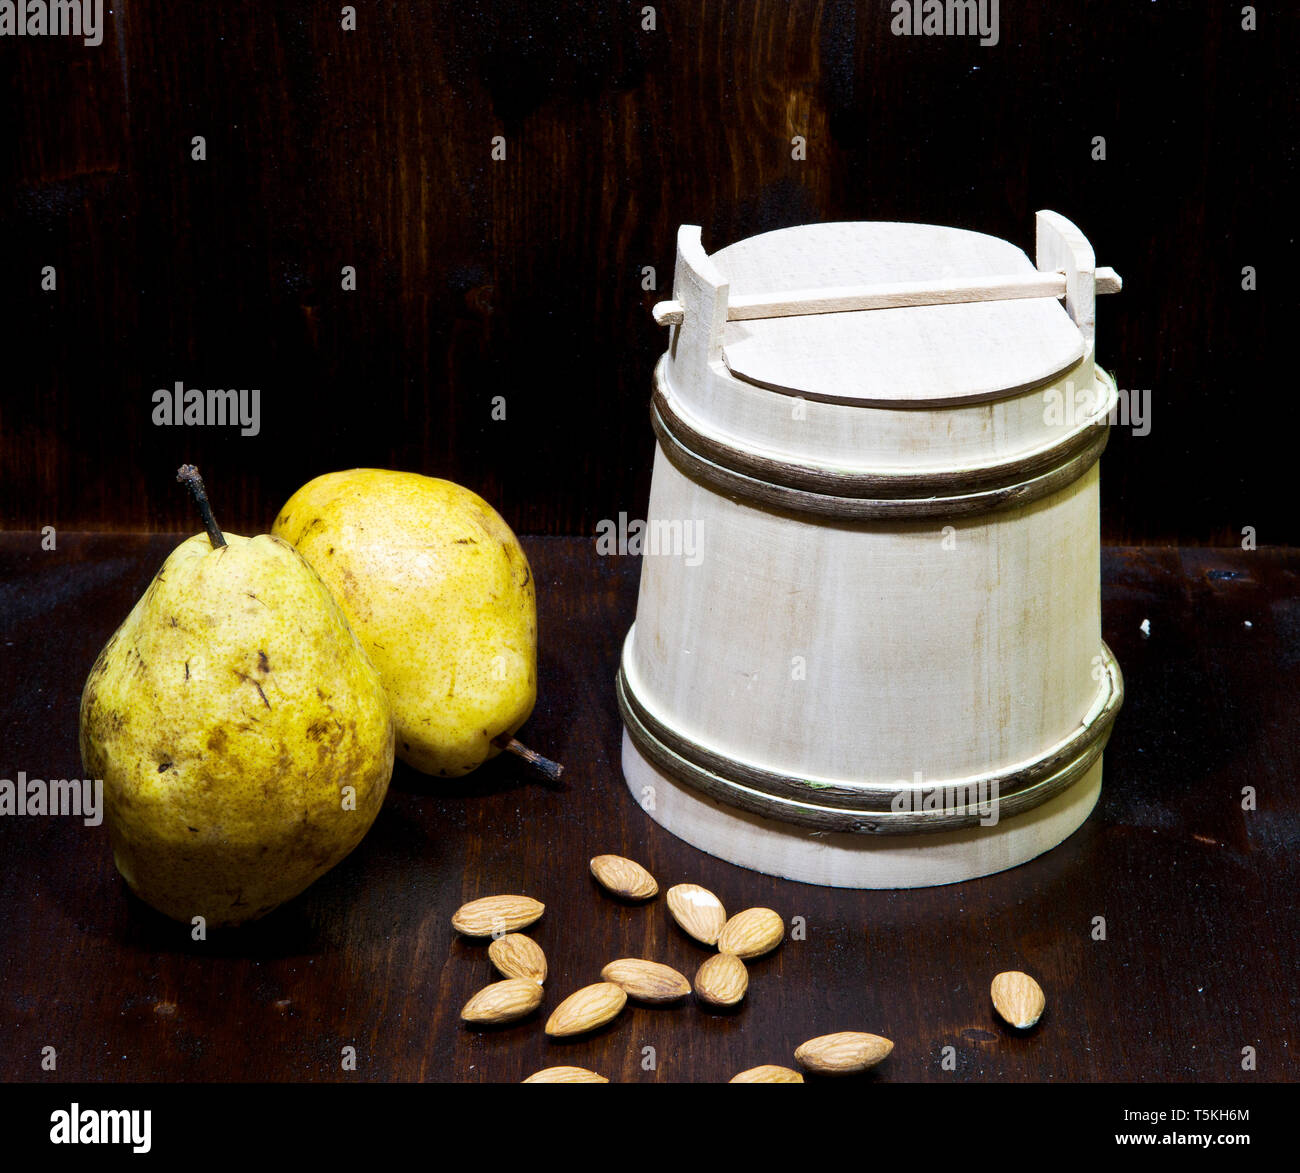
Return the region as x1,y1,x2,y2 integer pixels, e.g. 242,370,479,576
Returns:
652,267,1121,328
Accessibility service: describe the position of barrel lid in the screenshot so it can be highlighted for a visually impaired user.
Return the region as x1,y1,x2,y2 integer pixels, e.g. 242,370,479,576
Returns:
710,222,1086,405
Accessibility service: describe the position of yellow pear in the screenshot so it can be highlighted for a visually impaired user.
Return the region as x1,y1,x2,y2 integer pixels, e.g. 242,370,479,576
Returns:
273,469,552,779
79,466,395,926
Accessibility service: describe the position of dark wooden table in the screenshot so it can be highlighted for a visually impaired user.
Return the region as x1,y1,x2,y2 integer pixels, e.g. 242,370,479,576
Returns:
1,535,1295,1083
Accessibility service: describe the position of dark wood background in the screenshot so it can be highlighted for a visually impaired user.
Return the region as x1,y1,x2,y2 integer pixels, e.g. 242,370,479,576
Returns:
0,1,1290,545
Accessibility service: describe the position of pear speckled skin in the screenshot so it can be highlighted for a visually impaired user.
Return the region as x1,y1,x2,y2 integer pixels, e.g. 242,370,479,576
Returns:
79,532,395,927
272,470,537,778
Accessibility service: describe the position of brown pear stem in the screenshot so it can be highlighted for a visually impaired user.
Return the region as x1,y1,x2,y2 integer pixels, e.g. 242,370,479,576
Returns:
177,464,226,549
494,735,564,783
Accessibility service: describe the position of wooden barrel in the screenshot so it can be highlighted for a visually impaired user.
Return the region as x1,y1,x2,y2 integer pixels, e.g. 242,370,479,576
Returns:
618,212,1124,888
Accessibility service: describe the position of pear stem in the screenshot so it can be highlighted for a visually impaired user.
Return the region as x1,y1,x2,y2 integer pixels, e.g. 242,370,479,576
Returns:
176,464,226,549
494,735,564,783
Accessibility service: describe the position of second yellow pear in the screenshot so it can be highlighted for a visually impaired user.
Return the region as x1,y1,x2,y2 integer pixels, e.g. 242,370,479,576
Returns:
273,469,536,777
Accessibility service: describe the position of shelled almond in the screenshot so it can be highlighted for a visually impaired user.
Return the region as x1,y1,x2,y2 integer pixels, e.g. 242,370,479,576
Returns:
716,907,784,959
545,982,628,1037
451,895,544,937
601,958,691,1003
666,883,727,946
730,1064,804,1083
488,933,547,985
590,854,659,900
694,952,749,1007
991,971,1046,1029
794,1031,893,1075
522,1066,609,1083
460,978,545,1025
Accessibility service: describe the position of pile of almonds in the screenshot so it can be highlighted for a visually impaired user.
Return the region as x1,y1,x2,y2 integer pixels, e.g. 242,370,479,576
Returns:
451,857,1046,1081
662,882,783,1006
452,895,549,1029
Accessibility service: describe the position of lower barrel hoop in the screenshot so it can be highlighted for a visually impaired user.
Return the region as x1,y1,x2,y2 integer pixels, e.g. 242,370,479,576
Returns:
616,643,1124,835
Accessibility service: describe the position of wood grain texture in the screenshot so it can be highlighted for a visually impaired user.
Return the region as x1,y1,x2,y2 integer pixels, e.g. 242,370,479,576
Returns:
0,534,1295,1082
0,1,1290,544
622,439,1107,883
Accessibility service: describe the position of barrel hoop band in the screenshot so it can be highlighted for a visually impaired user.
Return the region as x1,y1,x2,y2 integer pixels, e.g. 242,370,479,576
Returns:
617,646,1124,835
651,363,1116,521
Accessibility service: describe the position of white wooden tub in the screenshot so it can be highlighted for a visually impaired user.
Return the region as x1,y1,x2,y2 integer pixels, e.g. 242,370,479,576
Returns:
618,212,1124,888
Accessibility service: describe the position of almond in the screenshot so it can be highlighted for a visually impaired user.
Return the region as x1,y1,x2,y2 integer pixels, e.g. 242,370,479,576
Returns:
693,952,748,1007
488,933,547,985
460,978,544,1025
991,970,1046,1029
544,982,628,1037
730,1064,804,1083
590,854,658,900
522,1066,609,1083
717,907,784,959
451,895,544,937
794,1032,893,1075
666,883,727,946
600,958,691,1003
